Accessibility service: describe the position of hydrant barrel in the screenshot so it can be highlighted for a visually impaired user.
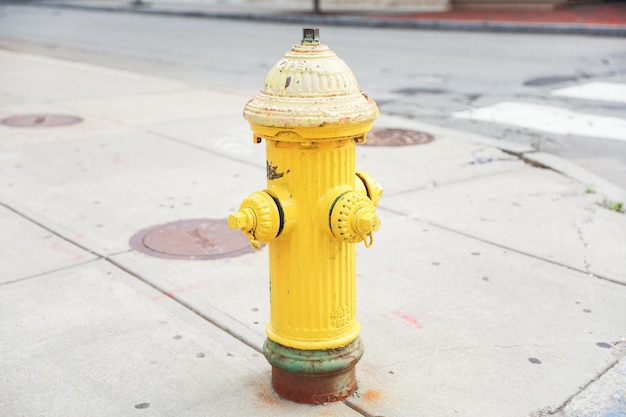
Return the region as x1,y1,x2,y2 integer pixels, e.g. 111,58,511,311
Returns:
230,28,382,404
264,139,362,350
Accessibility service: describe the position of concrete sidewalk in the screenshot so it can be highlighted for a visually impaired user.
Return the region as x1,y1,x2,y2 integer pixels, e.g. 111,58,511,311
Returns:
1,47,625,416
20,0,626,36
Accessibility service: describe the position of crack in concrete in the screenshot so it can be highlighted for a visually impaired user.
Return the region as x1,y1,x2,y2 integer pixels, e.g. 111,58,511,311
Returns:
573,206,595,277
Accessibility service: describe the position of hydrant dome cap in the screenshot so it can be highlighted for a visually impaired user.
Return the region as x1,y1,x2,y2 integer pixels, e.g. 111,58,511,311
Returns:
243,40,378,134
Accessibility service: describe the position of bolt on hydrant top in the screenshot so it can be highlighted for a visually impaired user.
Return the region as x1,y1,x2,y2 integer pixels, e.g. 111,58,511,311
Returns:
301,27,320,45
243,28,379,140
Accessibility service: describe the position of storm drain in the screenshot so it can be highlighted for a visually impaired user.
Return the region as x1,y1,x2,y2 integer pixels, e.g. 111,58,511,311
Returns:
130,219,254,260
363,128,434,146
1,114,83,128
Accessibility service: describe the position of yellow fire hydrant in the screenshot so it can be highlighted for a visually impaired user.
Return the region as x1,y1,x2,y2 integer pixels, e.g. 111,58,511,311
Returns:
229,28,382,404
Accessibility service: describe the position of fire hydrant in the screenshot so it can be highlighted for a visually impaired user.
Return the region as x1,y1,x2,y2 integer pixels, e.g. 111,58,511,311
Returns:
229,28,382,404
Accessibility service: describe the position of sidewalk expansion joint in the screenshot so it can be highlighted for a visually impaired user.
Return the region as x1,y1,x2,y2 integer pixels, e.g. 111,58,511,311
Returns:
377,206,626,288
0,202,264,352
104,256,264,355
148,129,264,171
0,258,100,287
0,201,103,259
428,218,626,287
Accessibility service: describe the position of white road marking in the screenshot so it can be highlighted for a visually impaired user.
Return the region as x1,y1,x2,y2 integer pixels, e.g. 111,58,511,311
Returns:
551,82,626,104
453,101,626,142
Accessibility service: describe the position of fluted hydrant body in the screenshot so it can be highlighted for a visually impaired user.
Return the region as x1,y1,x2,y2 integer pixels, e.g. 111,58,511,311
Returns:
229,28,382,404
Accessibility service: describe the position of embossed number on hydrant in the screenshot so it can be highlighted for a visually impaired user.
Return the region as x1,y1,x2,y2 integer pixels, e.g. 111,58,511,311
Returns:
331,306,352,329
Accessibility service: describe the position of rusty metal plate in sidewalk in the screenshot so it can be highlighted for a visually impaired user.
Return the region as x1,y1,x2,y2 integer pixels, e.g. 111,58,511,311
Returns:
363,128,434,146
130,219,254,260
1,114,83,128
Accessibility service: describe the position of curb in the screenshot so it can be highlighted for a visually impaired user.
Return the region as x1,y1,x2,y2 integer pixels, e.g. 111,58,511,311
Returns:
522,152,626,204
376,115,626,204
21,1,626,37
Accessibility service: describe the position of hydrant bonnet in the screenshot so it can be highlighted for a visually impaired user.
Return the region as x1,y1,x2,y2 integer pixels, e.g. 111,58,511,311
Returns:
243,28,379,140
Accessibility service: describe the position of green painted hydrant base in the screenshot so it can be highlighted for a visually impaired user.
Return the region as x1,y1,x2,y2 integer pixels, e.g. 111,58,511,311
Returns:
263,337,364,404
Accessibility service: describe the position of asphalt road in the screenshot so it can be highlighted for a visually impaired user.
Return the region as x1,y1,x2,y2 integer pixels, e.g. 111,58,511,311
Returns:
1,4,625,189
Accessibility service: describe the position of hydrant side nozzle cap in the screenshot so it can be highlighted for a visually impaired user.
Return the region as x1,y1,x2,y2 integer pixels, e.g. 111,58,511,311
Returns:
356,171,383,206
329,191,380,246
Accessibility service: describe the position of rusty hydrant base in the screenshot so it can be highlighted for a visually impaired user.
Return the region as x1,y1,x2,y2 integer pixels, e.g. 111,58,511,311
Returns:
271,365,357,405
264,337,364,404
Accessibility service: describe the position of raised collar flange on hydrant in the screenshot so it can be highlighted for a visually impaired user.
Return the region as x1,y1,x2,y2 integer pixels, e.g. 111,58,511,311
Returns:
228,28,382,404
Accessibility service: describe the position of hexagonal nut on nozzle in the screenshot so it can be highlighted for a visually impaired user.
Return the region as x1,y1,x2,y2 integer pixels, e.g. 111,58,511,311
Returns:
228,209,254,232
355,209,380,236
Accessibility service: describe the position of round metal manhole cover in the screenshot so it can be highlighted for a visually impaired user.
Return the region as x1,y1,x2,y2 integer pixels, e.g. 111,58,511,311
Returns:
1,114,83,128
363,128,435,146
130,219,254,260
